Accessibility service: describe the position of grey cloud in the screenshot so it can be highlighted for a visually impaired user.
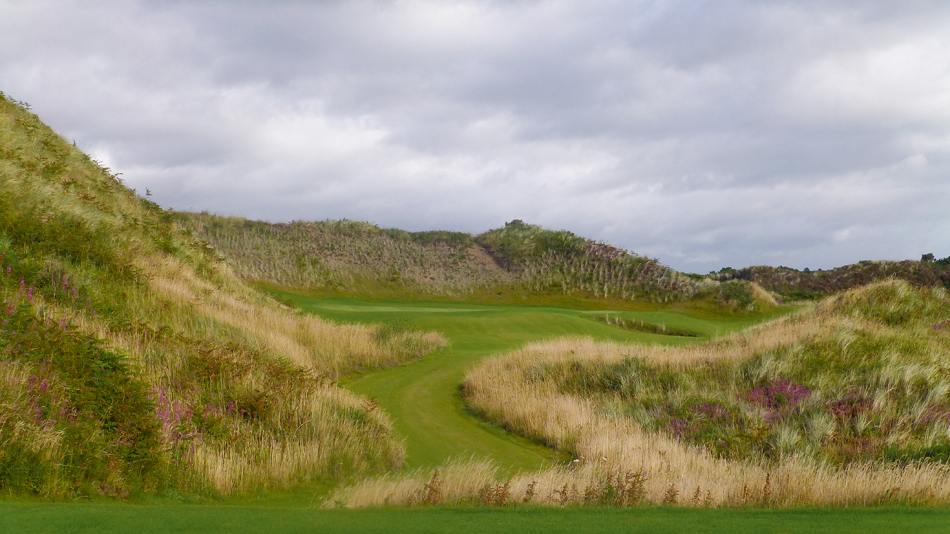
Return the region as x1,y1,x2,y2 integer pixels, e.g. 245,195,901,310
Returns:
2,0,949,273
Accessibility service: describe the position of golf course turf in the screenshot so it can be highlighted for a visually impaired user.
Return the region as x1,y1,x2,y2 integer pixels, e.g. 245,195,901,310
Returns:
6,294,948,532
3,502,949,533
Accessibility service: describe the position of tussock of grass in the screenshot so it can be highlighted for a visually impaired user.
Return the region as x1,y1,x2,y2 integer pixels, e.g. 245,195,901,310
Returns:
0,93,445,498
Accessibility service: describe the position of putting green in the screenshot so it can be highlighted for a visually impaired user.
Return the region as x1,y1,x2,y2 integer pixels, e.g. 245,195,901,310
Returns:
279,294,765,473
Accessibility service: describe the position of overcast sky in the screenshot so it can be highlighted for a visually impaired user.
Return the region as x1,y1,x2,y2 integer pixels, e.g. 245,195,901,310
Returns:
2,0,949,273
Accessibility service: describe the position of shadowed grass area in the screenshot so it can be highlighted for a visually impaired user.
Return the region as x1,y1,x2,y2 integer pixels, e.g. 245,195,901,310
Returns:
2,502,949,534
277,292,777,474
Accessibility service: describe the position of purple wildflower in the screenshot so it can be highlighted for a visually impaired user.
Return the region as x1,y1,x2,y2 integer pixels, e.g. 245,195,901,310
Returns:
745,379,811,410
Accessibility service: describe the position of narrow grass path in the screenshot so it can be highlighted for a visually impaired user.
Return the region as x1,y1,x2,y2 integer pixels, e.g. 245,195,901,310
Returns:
280,294,765,474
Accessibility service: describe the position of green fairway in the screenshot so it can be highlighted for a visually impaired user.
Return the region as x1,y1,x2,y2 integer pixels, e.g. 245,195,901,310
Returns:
278,293,766,473
3,502,949,534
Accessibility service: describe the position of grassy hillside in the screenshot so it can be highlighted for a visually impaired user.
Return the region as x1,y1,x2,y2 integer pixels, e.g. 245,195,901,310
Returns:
181,210,950,310
0,93,446,498
711,259,950,301
474,220,705,302
176,213,511,297
504,280,950,467
179,214,774,311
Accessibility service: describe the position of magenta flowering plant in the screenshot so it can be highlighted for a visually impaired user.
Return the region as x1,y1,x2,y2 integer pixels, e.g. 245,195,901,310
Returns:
0,298,162,494
745,379,811,410
826,390,872,420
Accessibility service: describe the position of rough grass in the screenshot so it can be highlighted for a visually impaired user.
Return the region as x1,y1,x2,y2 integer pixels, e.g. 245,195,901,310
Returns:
176,213,512,298
0,92,446,498
711,261,950,301
180,214,776,311
288,294,766,473
335,280,950,508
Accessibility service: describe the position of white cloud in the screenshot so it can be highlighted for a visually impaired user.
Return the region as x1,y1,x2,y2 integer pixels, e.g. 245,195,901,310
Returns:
784,36,950,127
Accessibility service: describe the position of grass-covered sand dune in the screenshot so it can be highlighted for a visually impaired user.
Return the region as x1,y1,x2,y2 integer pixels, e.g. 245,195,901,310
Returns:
176,213,511,299
0,93,446,498
178,213,775,311
181,211,950,311
711,260,950,301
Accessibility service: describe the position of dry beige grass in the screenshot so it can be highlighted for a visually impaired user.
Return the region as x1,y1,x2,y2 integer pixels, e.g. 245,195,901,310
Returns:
748,282,779,308
141,255,447,378
179,214,513,297
190,385,403,494
332,286,950,507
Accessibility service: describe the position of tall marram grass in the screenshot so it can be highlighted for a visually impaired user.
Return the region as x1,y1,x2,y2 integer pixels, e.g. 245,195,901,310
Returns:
333,280,950,507
182,214,775,311
476,221,710,303
177,212,511,298
712,261,950,301
0,92,445,498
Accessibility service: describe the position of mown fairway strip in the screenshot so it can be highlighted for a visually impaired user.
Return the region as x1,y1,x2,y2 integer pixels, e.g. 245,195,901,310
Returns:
3,502,948,534
280,294,759,472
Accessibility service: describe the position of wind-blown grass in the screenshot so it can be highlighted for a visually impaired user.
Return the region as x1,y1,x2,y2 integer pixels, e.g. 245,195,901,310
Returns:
335,280,950,507
476,220,710,304
711,261,950,301
0,92,446,498
181,214,777,311
176,213,511,298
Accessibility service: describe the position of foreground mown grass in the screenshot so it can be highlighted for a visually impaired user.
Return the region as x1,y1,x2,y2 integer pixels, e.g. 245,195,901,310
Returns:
2,502,950,534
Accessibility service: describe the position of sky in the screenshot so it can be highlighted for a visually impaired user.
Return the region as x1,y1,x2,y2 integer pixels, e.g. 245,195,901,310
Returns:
2,0,949,273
